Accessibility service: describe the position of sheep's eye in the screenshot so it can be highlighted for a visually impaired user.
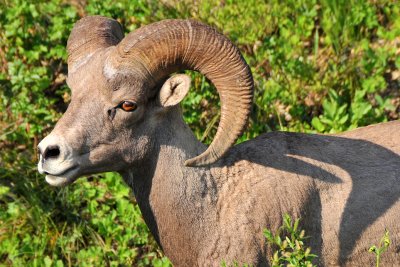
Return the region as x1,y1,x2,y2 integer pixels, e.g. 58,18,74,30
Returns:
119,101,137,112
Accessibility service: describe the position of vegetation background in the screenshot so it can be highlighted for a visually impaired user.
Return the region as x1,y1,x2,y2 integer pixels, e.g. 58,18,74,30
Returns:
0,0,399,266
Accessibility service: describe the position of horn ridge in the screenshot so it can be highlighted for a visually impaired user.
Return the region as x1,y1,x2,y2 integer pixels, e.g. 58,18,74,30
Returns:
109,19,254,166
67,16,124,73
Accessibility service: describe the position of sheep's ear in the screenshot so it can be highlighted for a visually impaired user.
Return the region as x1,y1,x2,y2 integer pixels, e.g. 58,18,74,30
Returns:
158,74,191,107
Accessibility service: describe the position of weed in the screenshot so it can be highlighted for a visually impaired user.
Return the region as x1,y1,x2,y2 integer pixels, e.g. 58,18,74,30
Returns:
369,229,391,267
264,214,317,267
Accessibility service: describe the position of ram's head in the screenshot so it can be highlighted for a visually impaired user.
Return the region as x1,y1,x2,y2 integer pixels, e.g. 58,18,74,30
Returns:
37,16,253,186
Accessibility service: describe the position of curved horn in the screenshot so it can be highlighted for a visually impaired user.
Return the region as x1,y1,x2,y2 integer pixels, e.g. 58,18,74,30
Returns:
67,16,124,73
107,19,254,167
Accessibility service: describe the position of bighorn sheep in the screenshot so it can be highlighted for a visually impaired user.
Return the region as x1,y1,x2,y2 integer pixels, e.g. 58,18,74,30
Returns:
37,16,400,266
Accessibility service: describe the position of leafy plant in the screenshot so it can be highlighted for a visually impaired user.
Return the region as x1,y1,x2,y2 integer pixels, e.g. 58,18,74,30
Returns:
369,229,391,267
264,214,317,267
311,87,395,133
311,89,349,133
221,261,252,267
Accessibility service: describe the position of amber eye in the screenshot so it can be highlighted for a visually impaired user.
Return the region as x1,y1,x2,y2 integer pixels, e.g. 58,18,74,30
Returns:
119,101,137,112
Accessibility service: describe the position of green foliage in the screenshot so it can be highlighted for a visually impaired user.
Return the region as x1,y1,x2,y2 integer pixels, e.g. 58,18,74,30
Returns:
0,0,75,144
264,214,317,267
0,0,399,266
369,229,391,267
220,261,252,267
311,87,395,133
0,169,170,266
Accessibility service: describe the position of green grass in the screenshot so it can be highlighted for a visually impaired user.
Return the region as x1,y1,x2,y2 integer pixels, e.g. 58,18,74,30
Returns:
0,0,399,266
369,229,391,267
264,215,316,267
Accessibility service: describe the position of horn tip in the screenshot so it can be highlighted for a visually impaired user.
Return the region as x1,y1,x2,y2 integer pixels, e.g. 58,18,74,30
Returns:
184,149,222,167
184,158,204,167
184,156,213,167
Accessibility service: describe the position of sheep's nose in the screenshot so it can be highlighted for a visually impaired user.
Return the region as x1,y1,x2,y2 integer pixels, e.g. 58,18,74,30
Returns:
38,136,63,162
41,145,61,160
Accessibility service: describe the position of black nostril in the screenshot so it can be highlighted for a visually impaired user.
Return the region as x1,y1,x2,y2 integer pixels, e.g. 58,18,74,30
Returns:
43,145,60,160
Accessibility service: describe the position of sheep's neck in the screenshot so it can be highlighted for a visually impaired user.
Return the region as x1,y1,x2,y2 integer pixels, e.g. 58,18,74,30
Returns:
121,113,217,256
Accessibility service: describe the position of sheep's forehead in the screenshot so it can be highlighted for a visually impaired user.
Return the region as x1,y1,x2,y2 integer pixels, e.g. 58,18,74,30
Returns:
67,63,148,105
66,48,153,105
67,54,107,92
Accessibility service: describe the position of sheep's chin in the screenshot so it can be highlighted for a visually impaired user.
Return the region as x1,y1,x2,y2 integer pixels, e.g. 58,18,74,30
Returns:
45,166,80,187
45,175,78,187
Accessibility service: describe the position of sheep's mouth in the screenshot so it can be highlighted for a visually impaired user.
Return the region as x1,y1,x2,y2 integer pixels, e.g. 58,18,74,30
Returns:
45,165,80,187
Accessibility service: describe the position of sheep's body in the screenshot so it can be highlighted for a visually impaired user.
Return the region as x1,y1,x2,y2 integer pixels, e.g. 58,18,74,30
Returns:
37,17,400,266
123,117,400,266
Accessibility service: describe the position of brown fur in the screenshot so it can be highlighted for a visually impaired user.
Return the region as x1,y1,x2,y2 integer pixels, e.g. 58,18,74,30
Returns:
38,17,400,266
121,113,400,266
